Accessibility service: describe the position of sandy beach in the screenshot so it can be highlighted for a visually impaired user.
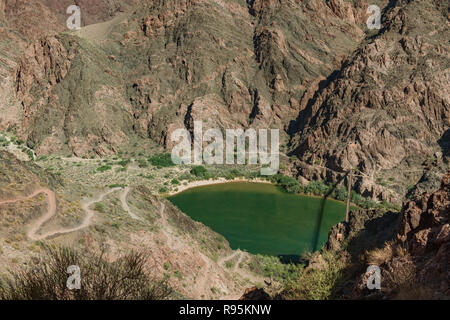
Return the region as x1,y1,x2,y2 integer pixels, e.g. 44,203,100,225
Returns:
167,177,272,196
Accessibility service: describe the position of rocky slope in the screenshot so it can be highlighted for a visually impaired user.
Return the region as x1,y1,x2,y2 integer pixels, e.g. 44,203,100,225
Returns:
0,1,448,200
0,150,264,299
5,0,367,153
325,171,449,299
289,0,450,202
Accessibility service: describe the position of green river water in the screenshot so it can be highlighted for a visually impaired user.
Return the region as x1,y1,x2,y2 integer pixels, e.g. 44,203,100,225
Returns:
168,182,346,257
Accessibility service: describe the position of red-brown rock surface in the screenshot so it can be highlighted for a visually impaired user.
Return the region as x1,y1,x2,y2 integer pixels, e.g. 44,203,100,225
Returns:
0,0,448,199
290,0,449,201
397,171,449,296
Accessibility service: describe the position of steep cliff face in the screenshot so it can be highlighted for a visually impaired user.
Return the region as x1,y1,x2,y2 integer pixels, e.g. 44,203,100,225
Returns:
396,172,449,296
0,0,137,154
326,171,449,299
130,0,366,147
289,0,450,201
14,34,135,156
3,0,364,153
1,0,448,200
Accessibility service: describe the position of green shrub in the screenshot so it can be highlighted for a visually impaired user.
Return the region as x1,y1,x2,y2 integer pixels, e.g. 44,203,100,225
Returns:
159,187,168,193
190,166,209,178
117,159,130,167
283,251,346,300
137,159,148,168
111,222,120,229
148,153,175,168
178,172,191,181
271,174,303,194
94,202,105,213
252,255,303,286
173,270,183,280
305,180,329,195
109,184,126,188
96,165,112,173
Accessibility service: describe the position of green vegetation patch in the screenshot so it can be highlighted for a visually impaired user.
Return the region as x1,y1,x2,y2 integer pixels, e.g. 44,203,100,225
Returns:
148,153,175,168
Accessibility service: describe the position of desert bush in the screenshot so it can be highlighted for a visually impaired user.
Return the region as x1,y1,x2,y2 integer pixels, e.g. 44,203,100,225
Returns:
117,159,131,167
270,174,303,194
0,246,172,300
331,186,347,201
177,172,192,181
137,159,148,168
283,251,347,300
109,184,126,188
148,153,175,168
94,202,105,213
364,242,396,266
96,165,112,173
251,255,303,286
222,168,243,180
190,165,209,178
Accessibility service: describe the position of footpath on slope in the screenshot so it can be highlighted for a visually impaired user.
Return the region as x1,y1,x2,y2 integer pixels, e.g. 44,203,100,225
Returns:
0,187,141,240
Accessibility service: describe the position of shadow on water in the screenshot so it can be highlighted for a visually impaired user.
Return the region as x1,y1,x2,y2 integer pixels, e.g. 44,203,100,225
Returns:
311,172,349,252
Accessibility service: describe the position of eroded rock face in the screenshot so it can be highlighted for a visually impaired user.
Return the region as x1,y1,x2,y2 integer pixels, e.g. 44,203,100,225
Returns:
3,0,364,156
326,172,449,299
396,172,449,298
399,172,449,253
134,0,365,147
290,0,450,201
1,0,448,200
348,172,449,299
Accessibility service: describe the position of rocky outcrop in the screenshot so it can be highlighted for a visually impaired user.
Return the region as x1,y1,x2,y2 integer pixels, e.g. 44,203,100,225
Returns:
3,0,365,157
341,171,450,299
396,171,449,296
239,286,271,300
1,0,448,201
290,0,450,201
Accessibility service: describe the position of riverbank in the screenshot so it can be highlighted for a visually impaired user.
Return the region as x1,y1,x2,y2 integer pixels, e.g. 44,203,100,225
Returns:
167,177,364,212
167,181,349,255
167,177,271,196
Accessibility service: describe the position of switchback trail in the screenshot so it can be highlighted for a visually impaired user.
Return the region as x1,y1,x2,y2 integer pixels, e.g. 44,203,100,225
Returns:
120,187,142,221
0,187,138,240
0,188,56,241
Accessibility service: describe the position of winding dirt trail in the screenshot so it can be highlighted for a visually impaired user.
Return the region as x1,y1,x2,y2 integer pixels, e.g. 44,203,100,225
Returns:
219,250,246,272
0,188,56,240
120,187,142,221
43,187,122,239
0,187,124,240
